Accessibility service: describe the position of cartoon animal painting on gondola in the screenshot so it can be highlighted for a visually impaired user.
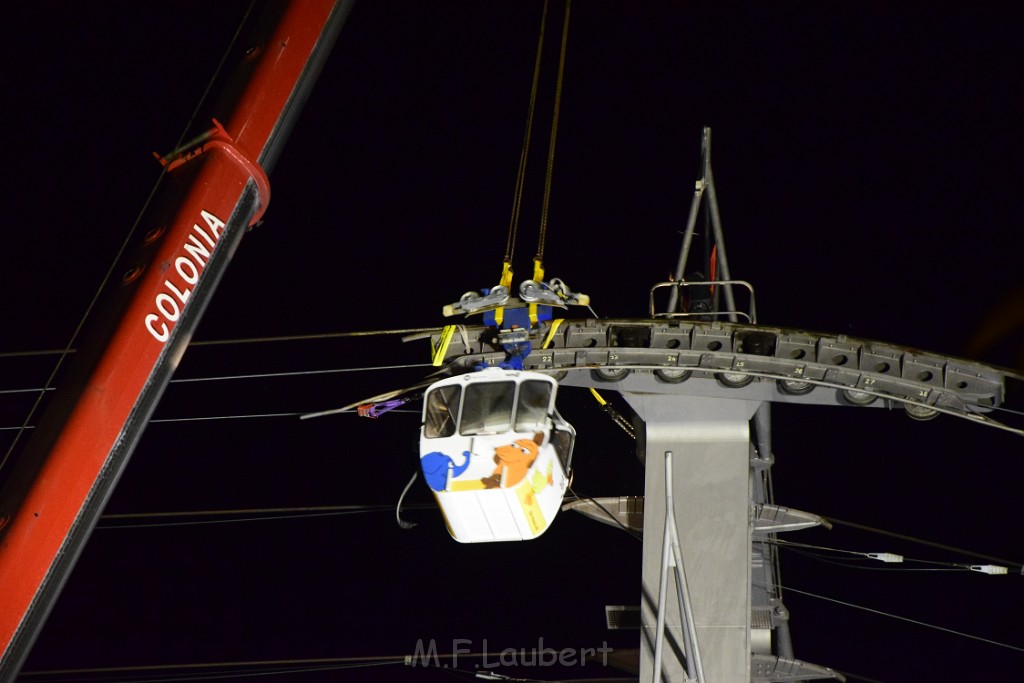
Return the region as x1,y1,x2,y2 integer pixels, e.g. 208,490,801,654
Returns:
418,368,575,543
420,450,471,492
481,433,542,489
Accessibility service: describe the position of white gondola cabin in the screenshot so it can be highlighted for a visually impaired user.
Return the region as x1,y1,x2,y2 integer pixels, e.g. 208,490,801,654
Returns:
419,367,575,542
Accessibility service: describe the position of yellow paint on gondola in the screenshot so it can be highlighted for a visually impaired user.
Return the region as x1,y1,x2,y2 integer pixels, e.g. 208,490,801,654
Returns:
516,479,546,536
448,479,488,492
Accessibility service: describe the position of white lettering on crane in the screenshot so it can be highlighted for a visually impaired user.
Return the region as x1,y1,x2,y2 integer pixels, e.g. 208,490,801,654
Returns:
145,210,227,342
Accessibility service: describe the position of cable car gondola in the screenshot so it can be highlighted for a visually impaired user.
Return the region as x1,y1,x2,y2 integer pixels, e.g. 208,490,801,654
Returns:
419,367,574,542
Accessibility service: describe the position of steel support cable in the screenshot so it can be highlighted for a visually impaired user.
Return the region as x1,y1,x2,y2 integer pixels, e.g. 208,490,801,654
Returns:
20,650,573,682
0,326,444,359
821,515,1021,568
143,412,305,425
0,409,421,432
98,478,1023,574
170,361,432,384
19,656,408,681
781,546,1005,574
97,503,435,529
779,584,1024,655
770,537,1019,573
0,362,432,397
535,0,571,263
118,494,637,532
157,407,423,422
191,327,442,346
0,362,429,431
4,406,424,433
504,0,550,267
0,4,257,478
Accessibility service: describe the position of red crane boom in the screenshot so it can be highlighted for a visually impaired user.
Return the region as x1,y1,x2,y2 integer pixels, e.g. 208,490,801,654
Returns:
0,2,353,677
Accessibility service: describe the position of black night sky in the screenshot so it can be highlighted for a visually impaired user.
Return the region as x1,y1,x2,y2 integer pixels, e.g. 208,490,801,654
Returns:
3,3,1023,682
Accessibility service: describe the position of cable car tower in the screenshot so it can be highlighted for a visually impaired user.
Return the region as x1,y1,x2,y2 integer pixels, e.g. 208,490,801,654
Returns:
424,127,1017,682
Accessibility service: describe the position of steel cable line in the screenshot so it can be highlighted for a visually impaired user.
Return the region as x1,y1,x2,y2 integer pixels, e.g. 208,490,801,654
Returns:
779,584,1024,655
0,361,432,429
0,327,444,359
96,503,437,530
169,361,432,385
0,331,439,426
19,655,408,682
2,405,423,432
153,407,422,424
768,538,1018,574
1,407,423,431
2,362,431,396
821,515,1021,568
27,662,400,683
495,0,572,286
534,0,571,264
781,546,997,574
580,491,1022,575
17,647,611,683
503,0,549,268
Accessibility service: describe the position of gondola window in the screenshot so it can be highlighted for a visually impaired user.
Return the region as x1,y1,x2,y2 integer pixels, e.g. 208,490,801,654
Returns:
515,380,552,432
424,385,461,438
460,382,514,435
